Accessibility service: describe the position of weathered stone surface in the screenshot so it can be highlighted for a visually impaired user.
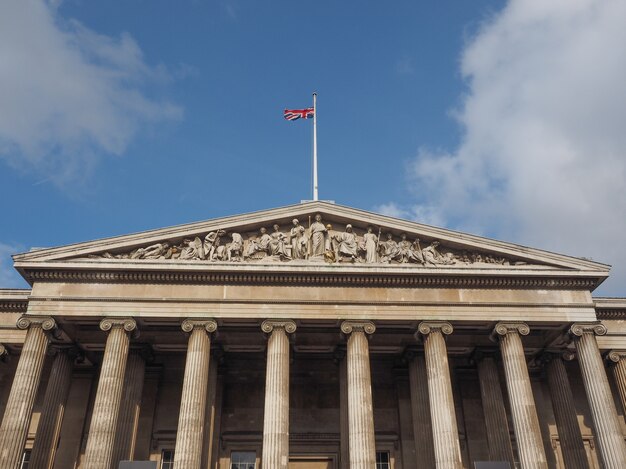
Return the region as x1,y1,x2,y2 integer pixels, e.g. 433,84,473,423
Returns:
173,319,217,469
0,316,56,469
475,351,515,465
542,352,588,469
83,318,137,469
418,321,463,469
571,323,626,469
342,321,376,469
493,322,548,469
408,354,435,469
30,347,75,469
261,320,296,469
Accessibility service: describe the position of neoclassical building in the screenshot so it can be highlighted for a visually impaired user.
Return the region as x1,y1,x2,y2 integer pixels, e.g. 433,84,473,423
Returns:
0,201,626,469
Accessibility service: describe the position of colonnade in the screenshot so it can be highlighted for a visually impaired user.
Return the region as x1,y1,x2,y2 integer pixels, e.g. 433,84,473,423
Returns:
1,317,626,469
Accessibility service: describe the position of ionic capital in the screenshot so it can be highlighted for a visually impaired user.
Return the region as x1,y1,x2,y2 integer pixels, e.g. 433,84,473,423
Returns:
471,347,499,364
492,322,530,338
47,344,84,362
569,322,607,338
607,350,626,363
132,344,155,363
16,315,57,332
340,320,376,335
418,321,453,337
181,319,218,334
538,349,576,366
100,317,137,334
261,319,297,334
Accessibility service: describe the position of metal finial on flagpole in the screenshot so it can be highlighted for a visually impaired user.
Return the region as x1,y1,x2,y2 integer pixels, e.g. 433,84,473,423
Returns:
313,92,318,201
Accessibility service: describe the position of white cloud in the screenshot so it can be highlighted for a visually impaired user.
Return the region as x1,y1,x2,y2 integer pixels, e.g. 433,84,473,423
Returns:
0,243,28,289
374,202,444,227
0,0,182,183
387,0,626,295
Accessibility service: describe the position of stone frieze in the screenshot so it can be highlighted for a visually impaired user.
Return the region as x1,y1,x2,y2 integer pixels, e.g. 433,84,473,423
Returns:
87,214,529,267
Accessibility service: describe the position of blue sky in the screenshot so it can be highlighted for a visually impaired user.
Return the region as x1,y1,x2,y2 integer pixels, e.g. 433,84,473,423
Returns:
1,0,626,296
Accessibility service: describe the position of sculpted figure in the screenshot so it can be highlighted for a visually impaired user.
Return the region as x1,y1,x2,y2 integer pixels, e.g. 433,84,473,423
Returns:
378,233,401,263
226,233,243,261
290,219,307,260
337,224,358,261
407,238,425,264
245,227,272,258
269,224,290,259
397,234,412,263
204,230,226,260
99,252,129,259
130,242,171,260
179,237,204,260
309,214,327,257
362,227,378,263
422,241,454,266
324,224,339,263
458,251,472,264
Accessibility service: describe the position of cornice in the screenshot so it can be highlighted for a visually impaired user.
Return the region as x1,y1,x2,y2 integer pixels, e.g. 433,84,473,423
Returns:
24,295,595,309
0,289,30,313
594,297,626,319
21,268,600,290
596,310,626,320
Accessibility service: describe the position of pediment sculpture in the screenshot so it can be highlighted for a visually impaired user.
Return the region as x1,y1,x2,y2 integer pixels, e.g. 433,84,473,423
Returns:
89,214,528,267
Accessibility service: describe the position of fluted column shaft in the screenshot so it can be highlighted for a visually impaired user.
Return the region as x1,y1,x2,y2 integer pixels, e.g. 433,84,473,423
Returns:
173,319,217,469
341,321,376,469
339,352,349,469
475,353,515,465
408,355,435,469
608,350,626,417
571,323,626,469
543,353,588,469
261,320,296,469
0,316,56,469
419,321,463,469
30,347,75,469
494,322,547,469
112,351,146,465
83,318,137,469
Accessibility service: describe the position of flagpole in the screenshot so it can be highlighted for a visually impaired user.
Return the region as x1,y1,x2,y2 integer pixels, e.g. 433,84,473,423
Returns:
313,92,318,201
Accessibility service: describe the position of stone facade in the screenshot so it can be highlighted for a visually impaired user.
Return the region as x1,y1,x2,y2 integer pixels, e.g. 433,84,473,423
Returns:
0,201,625,469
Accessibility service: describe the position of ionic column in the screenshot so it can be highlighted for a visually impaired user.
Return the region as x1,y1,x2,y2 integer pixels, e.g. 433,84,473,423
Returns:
173,319,217,469
541,352,588,469
30,346,78,469
111,348,148,465
0,344,13,415
493,322,547,469
83,317,137,469
408,354,436,469
0,316,56,469
341,321,376,469
570,323,626,468
418,321,463,469
261,320,296,469
338,349,349,469
474,350,515,465
607,350,626,419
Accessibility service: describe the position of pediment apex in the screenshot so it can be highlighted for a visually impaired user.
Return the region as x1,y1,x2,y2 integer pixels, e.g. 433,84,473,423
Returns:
13,201,610,273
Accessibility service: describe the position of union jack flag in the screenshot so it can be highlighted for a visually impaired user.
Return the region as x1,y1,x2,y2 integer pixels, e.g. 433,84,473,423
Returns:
284,108,315,121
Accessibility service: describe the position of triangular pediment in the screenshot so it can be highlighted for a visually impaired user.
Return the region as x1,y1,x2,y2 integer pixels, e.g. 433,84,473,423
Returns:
13,202,609,280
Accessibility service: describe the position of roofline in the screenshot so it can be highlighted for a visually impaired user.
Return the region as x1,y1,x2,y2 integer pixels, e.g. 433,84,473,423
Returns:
11,201,610,272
